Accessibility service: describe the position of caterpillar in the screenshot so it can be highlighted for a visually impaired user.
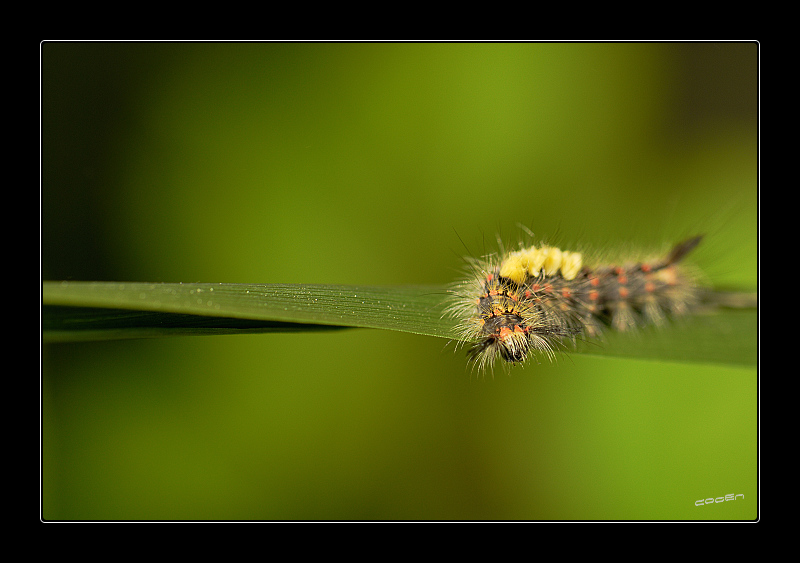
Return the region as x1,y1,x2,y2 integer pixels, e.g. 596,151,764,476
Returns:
446,234,705,372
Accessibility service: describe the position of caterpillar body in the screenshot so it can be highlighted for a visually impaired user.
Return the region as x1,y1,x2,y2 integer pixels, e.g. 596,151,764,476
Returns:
446,235,705,372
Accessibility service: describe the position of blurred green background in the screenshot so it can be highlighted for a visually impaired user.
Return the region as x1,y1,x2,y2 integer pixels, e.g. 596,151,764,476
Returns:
42,42,757,520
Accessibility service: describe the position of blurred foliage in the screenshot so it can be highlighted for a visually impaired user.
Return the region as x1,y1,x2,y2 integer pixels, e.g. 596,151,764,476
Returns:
42,42,757,521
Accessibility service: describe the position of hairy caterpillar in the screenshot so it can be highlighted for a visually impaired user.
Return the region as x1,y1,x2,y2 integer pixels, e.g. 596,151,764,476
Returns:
446,234,706,372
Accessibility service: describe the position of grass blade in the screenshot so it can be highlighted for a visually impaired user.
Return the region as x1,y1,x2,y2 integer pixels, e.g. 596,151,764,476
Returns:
42,281,756,367
42,281,453,340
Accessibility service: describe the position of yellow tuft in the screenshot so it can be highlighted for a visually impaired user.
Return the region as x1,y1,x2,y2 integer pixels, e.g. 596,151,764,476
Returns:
542,247,563,276
524,247,547,277
499,252,527,284
560,251,583,280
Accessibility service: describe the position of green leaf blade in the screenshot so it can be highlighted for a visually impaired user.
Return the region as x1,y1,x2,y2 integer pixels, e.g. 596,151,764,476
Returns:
42,281,455,340
42,281,756,368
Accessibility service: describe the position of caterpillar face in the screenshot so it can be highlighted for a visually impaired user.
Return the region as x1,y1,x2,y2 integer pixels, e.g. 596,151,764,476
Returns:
446,235,704,372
